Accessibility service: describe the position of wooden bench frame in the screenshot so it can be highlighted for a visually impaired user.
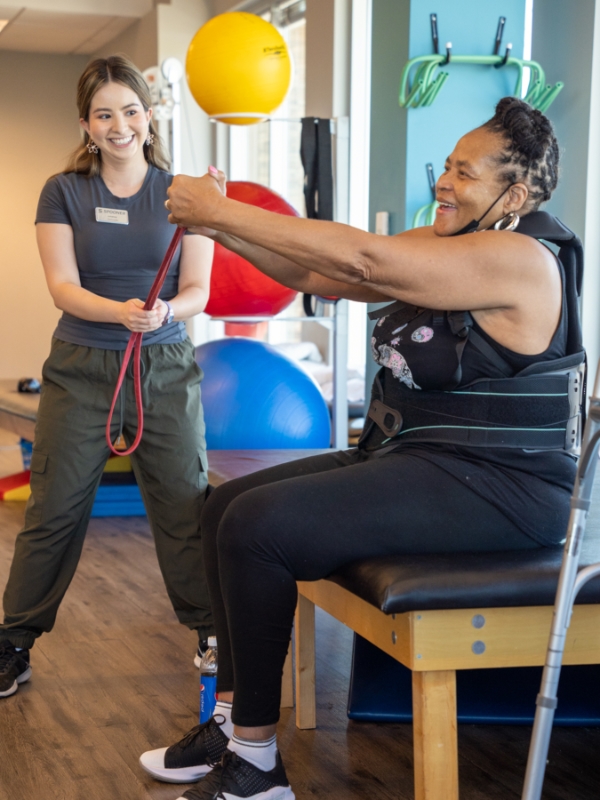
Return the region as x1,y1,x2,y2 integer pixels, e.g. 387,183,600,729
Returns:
292,579,600,800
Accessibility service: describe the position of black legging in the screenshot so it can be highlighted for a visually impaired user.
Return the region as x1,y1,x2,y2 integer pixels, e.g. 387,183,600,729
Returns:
201,447,541,727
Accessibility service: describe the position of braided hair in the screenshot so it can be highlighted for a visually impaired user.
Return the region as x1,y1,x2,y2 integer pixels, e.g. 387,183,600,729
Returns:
482,97,559,211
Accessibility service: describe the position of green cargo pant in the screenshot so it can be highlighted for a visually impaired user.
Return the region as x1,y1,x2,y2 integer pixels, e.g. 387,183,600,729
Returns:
1,337,213,649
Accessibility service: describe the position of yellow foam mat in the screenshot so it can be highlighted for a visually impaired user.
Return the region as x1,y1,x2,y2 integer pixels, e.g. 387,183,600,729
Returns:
1,456,130,502
4,485,31,501
104,455,132,473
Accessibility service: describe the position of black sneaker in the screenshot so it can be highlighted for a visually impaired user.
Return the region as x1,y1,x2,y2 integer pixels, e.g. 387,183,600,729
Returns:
0,639,31,698
175,751,295,800
194,639,208,669
139,716,229,783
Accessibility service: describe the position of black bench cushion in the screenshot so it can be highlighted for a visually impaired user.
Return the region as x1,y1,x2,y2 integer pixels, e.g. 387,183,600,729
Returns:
329,486,600,615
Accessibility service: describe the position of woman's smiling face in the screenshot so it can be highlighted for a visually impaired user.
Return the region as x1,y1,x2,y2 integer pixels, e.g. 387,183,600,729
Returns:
80,81,152,165
433,127,525,237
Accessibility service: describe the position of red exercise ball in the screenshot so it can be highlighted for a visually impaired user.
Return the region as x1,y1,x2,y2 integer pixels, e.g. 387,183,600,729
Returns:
205,181,299,317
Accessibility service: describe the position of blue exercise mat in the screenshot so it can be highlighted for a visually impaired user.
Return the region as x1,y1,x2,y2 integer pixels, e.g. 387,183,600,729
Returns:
91,475,145,517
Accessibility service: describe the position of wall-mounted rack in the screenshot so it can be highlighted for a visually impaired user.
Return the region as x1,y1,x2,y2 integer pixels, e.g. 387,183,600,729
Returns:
399,14,563,112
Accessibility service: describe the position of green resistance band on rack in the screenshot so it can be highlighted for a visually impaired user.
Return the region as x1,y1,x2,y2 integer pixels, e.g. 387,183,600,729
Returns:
413,200,438,228
399,14,564,112
412,163,438,229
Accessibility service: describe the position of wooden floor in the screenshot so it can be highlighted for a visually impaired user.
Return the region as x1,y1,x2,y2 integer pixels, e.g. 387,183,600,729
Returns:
1,430,600,799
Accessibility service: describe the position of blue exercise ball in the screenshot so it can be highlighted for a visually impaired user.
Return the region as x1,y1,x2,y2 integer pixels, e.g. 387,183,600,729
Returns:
195,338,331,449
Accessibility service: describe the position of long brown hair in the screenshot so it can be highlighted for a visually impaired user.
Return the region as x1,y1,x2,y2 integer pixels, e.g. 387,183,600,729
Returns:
64,55,171,176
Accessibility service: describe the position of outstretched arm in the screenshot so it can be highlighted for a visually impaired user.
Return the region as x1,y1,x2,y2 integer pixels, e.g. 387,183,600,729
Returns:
208,230,393,303
167,174,555,313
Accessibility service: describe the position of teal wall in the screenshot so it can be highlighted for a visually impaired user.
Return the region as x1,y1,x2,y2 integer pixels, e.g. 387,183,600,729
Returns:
405,0,525,229
368,0,528,235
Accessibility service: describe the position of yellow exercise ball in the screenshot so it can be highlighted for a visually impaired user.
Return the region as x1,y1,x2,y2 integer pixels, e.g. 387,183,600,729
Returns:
186,12,292,125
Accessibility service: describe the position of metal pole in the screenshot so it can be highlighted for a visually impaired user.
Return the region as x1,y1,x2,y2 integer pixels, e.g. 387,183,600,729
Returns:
331,116,350,450
171,78,182,175
332,299,349,449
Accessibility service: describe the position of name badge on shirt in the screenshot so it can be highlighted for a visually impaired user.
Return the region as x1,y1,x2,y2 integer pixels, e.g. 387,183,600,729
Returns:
95,207,129,225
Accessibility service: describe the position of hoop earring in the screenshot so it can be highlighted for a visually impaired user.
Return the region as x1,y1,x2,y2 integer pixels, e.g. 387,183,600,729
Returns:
494,211,520,232
87,140,99,154
145,132,155,146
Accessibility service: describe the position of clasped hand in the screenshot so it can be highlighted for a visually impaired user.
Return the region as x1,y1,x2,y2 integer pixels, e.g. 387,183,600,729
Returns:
166,168,227,236
118,298,167,332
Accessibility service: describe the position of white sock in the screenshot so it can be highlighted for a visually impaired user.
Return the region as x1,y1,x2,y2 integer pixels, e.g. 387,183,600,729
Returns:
227,733,277,772
214,700,233,739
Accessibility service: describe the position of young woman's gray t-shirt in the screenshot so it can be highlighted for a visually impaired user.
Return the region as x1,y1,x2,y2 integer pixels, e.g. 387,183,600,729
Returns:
36,165,189,350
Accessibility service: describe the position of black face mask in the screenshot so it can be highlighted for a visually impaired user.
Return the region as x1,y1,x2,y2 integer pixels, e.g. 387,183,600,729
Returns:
450,185,512,236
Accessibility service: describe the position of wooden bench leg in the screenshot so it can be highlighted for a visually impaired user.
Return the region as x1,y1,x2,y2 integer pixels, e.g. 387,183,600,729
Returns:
281,640,294,708
294,593,316,729
412,670,458,800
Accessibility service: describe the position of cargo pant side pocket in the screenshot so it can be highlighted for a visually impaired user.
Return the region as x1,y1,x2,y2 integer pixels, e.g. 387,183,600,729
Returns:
25,450,48,527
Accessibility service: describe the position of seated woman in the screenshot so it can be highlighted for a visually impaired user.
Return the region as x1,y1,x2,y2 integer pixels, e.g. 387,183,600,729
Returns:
140,98,580,799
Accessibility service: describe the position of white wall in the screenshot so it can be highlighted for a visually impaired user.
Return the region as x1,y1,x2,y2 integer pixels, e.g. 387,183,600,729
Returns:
0,50,87,379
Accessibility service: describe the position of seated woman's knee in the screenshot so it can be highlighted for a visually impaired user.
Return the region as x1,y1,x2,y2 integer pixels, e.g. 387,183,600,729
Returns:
217,488,281,561
200,480,245,534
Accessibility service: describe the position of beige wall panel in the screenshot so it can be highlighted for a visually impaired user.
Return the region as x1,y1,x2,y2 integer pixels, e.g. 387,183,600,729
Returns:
305,0,335,118
91,9,158,72
305,0,350,119
0,0,152,16
210,0,242,14
0,50,87,380
0,10,137,56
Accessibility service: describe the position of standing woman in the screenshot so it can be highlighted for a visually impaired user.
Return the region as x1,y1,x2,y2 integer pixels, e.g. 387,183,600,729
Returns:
0,55,214,698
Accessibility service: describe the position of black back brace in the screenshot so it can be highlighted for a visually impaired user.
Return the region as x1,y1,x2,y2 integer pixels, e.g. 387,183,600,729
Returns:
361,211,586,454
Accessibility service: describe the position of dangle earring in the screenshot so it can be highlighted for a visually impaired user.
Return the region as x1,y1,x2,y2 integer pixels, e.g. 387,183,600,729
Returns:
145,132,155,146
87,140,99,154
494,211,520,232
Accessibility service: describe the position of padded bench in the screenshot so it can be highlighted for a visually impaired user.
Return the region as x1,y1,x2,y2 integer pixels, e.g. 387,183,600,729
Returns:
293,475,600,800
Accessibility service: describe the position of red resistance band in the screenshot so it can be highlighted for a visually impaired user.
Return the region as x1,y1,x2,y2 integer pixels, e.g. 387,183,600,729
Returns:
106,226,186,456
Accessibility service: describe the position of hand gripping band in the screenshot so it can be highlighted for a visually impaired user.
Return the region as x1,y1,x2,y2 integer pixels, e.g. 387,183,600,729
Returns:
105,226,186,456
